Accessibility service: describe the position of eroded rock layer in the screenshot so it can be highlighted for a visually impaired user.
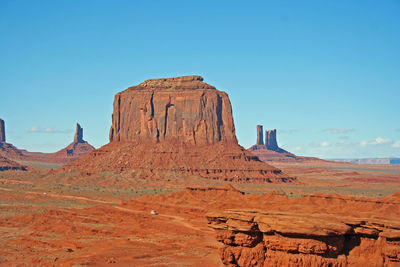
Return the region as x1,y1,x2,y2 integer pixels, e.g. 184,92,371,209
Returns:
109,75,237,145
63,140,293,183
0,155,27,171
207,199,400,266
65,76,292,183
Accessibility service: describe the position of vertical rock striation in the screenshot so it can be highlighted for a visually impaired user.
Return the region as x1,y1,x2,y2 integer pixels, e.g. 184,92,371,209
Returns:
109,76,237,145
74,123,83,143
265,129,278,151
64,76,294,183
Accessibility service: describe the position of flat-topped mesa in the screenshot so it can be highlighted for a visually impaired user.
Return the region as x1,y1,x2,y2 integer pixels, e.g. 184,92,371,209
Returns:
0,119,5,142
127,75,216,91
109,75,237,145
74,123,83,143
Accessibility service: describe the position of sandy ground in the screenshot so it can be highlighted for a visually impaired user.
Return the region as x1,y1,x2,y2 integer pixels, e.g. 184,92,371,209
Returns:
0,161,399,266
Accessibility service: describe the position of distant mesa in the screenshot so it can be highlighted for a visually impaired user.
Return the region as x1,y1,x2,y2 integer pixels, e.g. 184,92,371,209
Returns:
65,76,294,183
248,125,321,162
333,158,400,165
0,119,94,167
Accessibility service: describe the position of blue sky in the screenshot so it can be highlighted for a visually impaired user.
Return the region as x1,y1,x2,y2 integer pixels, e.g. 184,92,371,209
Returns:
0,0,399,158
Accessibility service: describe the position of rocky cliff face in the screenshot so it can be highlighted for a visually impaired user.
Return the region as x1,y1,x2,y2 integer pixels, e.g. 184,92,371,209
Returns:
256,125,264,146
0,119,5,142
74,123,83,143
265,130,279,151
109,76,237,145
64,76,294,183
207,195,400,266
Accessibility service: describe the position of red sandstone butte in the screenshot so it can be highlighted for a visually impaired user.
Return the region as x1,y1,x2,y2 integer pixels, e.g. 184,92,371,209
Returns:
65,76,294,183
109,75,236,144
0,122,94,165
248,125,320,162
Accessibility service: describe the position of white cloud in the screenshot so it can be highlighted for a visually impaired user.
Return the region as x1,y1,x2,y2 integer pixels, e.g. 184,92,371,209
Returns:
29,125,71,134
393,140,400,148
360,140,368,147
371,137,392,145
324,128,355,134
360,137,392,146
321,141,330,147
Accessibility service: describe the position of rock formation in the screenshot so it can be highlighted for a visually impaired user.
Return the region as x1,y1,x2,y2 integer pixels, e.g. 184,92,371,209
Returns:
265,129,279,151
248,125,320,162
256,125,263,146
0,118,5,142
109,75,236,145
207,192,400,266
74,123,83,143
53,123,95,160
0,155,27,171
64,76,294,183
0,122,94,165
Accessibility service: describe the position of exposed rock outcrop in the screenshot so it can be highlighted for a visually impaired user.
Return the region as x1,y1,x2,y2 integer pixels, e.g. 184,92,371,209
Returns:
207,193,400,266
0,119,5,142
53,123,95,160
256,125,264,146
0,122,94,166
65,76,294,183
109,75,237,145
0,155,27,171
74,123,83,143
248,126,321,162
264,130,280,151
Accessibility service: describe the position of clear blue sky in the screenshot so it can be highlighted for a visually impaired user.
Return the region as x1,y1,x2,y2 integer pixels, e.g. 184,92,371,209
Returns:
1,0,399,158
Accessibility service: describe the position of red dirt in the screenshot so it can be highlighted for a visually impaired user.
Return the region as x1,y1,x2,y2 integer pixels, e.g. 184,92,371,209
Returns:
0,182,399,266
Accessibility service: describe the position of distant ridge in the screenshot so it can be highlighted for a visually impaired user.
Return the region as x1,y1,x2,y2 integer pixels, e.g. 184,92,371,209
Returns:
331,158,400,165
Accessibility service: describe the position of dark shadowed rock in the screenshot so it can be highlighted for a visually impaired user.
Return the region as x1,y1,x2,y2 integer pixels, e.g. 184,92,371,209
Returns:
256,125,263,146
74,123,83,143
248,125,321,162
0,119,5,143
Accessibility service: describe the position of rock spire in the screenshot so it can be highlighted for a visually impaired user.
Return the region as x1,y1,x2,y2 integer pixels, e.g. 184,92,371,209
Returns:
265,129,278,150
74,123,83,143
0,119,5,142
256,125,264,145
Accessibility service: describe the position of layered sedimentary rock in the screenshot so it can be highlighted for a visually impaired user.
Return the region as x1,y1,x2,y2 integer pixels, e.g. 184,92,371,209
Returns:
0,155,27,171
207,198,400,266
248,126,320,162
109,76,236,145
0,119,5,142
65,76,293,183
